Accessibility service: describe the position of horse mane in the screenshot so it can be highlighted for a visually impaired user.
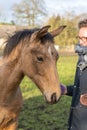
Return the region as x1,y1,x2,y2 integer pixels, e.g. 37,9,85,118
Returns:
3,28,38,57
3,28,53,58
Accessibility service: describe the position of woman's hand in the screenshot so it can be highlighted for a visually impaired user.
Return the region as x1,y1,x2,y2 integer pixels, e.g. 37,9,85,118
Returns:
60,84,67,95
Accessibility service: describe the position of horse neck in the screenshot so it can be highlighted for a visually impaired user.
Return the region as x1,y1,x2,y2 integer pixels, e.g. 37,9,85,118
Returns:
0,58,24,92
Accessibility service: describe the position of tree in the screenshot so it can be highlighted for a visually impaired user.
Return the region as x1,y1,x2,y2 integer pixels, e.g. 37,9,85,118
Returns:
47,14,78,47
12,0,47,26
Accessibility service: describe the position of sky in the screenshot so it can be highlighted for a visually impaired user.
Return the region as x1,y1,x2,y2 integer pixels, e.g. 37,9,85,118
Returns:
0,0,87,22
45,0,87,16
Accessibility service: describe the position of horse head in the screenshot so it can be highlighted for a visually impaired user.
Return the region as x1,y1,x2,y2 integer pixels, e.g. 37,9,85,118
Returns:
20,25,66,104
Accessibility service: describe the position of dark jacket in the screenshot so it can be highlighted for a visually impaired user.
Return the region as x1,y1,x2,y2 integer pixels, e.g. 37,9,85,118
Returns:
67,56,87,130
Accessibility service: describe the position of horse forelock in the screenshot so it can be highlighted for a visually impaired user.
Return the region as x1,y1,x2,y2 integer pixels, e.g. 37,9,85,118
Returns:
40,33,54,44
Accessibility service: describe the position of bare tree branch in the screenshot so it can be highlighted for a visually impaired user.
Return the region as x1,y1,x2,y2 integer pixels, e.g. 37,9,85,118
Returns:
12,0,47,26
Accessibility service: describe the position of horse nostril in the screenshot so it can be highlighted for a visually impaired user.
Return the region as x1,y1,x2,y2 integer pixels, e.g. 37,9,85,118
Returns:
51,93,57,103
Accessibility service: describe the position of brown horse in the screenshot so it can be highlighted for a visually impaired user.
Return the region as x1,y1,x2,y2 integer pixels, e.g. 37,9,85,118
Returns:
0,25,66,130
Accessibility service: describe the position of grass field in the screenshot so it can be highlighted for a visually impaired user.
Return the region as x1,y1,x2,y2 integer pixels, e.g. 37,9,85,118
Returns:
18,55,78,130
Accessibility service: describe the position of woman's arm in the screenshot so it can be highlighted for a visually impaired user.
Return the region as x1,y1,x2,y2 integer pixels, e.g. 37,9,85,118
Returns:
60,84,74,96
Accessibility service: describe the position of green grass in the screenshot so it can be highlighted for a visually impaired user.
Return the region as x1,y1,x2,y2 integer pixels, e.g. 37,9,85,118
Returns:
18,55,78,130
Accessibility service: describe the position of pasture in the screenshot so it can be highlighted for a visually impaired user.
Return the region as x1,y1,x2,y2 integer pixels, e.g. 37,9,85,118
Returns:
19,54,78,130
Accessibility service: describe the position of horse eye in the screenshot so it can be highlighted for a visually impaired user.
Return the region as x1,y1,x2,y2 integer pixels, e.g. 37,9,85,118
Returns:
37,56,44,62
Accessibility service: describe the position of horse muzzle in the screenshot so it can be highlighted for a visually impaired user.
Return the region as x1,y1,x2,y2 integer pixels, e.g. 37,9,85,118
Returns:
44,92,61,104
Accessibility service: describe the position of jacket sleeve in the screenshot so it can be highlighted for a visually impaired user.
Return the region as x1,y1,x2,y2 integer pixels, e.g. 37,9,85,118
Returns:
66,85,74,96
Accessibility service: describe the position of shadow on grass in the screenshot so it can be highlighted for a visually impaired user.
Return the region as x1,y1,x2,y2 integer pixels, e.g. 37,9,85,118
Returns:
18,95,71,130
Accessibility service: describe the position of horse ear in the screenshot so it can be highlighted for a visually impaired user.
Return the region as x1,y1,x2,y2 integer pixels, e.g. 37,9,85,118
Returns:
50,25,66,37
37,25,51,38
30,25,51,42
